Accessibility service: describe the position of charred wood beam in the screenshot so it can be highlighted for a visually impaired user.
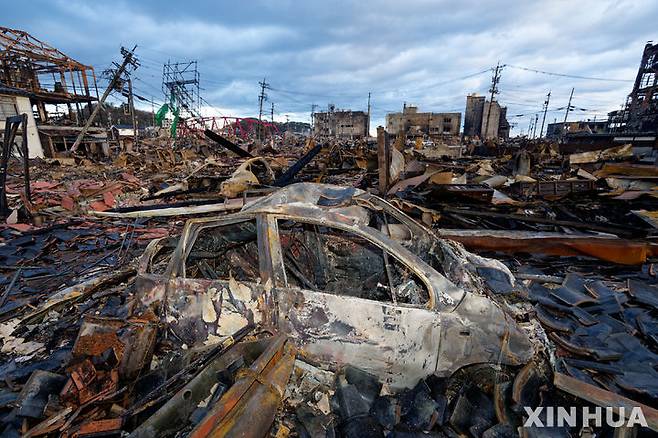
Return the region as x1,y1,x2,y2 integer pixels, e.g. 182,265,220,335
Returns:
377,126,390,194
273,141,323,186
0,114,30,218
204,129,254,158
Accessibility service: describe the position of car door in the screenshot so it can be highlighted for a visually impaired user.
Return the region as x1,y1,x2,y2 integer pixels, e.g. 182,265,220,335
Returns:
152,216,269,347
270,217,442,389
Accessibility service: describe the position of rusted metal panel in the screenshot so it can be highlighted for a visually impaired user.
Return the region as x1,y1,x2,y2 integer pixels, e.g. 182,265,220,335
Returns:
439,229,658,265
72,317,124,358
190,336,296,438
76,418,123,437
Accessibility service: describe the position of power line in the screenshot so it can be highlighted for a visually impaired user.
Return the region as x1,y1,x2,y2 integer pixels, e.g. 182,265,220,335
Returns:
199,96,225,117
506,64,633,83
395,68,491,95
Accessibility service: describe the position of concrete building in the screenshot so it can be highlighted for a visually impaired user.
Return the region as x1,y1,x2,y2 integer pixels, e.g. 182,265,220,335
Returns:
464,95,485,138
313,106,369,139
464,94,510,140
385,105,461,139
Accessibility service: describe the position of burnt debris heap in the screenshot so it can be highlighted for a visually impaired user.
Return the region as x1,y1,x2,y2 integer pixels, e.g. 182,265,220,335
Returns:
0,25,658,438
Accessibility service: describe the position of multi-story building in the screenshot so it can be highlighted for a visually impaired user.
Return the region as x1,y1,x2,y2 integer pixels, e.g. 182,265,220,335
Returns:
463,94,510,140
385,105,461,139
312,105,369,139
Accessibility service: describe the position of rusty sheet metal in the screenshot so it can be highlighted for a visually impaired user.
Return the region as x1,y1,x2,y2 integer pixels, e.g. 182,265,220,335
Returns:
554,373,658,431
72,317,124,358
72,314,158,380
75,418,123,437
190,336,296,438
438,229,658,265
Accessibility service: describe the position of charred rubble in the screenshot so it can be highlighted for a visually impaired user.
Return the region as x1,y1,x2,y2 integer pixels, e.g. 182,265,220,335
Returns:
1,26,658,438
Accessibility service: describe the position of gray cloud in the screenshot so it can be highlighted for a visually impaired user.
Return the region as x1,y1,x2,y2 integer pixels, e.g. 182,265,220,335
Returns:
4,0,656,132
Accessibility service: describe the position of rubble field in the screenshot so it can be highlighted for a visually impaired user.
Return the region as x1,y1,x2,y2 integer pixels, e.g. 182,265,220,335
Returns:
0,129,657,438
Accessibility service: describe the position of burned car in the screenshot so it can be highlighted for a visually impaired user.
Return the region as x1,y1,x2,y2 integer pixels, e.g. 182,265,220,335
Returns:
137,183,534,388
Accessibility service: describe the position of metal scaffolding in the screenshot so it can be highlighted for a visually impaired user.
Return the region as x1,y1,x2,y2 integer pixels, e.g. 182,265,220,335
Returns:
161,60,200,119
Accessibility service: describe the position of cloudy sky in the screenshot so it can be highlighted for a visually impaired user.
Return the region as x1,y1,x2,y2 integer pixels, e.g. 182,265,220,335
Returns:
5,0,656,135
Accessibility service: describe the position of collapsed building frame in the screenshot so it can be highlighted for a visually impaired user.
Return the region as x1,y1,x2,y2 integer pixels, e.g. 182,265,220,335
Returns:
0,26,103,157
0,26,99,122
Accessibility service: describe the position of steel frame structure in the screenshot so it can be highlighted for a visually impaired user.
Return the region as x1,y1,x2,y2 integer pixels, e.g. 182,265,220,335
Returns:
162,60,200,119
0,26,98,105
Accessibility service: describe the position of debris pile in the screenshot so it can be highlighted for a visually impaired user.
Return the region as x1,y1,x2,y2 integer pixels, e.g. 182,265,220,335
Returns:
1,34,658,436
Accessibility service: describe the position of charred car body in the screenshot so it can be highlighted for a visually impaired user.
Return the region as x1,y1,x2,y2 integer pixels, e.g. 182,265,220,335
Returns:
137,183,534,388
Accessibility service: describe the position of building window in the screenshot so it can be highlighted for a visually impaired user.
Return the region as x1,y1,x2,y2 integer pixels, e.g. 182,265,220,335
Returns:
640,72,655,89
0,97,18,121
443,117,452,123
646,54,656,68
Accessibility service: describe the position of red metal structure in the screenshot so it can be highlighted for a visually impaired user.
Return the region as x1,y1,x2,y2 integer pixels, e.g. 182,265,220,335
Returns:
178,116,279,140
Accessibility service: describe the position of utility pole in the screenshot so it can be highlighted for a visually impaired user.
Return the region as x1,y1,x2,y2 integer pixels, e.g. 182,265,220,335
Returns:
151,96,155,127
367,92,371,138
539,91,551,138
532,114,538,139
270,102,274,124
127,77,137,149
257,77,269,142
311,103,318,133
483,62,502,140
562,87,574,138
71,46,139,152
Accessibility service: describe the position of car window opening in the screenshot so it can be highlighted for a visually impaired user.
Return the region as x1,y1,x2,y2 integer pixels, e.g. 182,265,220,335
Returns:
185,220,260,282
278,220,429,305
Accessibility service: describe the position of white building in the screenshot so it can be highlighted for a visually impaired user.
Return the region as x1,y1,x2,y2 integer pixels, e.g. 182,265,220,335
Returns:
0,85,44,158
